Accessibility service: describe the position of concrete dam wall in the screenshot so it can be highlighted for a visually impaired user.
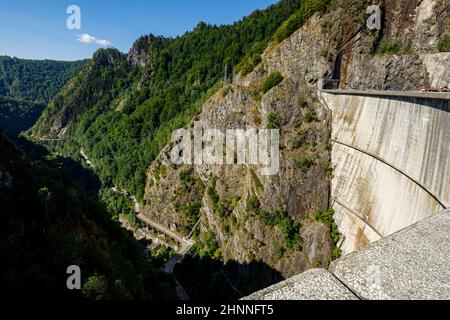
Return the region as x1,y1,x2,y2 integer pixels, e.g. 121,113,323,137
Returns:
322,91,450,254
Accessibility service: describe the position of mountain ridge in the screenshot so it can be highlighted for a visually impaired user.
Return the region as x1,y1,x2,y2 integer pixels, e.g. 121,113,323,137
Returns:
31,0,312,200
26,0,450,299
0,56,87,135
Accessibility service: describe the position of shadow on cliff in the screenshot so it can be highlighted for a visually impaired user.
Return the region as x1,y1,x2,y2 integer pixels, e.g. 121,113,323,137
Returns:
174,255,283,300
7,135,283,300
1,134,180,300
11,133,102,198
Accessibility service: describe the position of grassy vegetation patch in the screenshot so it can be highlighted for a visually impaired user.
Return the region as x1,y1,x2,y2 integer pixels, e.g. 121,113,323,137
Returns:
376,38,401,54
259,209,302,251
237,54,262,76
246,193,261,212
438,35,450,52
315,208,341,259
193,231,221,259
245,192,302,253
207,175,220,205
303,107,317,123
262,72,284,94
266,111,282,129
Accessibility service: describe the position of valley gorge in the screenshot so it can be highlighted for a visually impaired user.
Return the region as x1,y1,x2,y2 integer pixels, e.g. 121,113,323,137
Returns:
1,0,449,300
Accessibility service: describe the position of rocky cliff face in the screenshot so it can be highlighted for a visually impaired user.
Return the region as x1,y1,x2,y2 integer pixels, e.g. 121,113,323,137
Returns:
142,0,448,285
338,0,449,90
143,13,338,279
127,35,171,89
127,35,170,67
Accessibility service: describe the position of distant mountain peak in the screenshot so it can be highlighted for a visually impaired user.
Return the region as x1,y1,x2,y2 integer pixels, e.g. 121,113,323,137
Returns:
127,34,170,67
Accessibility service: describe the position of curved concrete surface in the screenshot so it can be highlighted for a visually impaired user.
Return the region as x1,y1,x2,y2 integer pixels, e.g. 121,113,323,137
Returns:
322,91,450,253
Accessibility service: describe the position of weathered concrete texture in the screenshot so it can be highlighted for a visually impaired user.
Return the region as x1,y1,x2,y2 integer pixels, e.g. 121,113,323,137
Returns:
332,201,381,253
141,11,334,279
332,142,444,252
330,210,450,300
322,91,450,253
326,93,450,207
243,268,358,300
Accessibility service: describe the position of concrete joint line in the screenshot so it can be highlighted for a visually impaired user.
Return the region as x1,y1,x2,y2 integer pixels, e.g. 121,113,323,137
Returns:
329,272,362,300
332,198,383,238
331,140,447,210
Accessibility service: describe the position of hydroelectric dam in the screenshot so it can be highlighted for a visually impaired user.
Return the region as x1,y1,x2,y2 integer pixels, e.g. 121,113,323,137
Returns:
323,89,449,254
247,84,450,299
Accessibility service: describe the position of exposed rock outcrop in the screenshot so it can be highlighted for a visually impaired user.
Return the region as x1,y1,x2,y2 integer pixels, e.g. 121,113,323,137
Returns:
342,54,430,90
127,34,170,67
143,12,336,279
142,1,448,283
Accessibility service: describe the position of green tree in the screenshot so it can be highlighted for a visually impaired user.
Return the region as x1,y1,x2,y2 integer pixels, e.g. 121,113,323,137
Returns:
82,275,108,300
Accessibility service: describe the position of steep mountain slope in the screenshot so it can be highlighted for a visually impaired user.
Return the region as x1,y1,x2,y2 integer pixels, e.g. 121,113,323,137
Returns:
0,56,86,135
0,56,86,104
143,0,449,298
29,0,449,300
0,134,175,300
31,0,323,200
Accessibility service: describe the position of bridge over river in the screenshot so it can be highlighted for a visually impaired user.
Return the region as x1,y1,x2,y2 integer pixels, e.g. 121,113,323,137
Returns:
137,213,196,258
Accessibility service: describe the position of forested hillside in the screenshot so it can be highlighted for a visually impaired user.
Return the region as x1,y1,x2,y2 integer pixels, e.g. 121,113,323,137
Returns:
0,96,44,135
0,56,86,104
0,133,175,300
33,0,329,200
8,0,449,300
0,57,86,135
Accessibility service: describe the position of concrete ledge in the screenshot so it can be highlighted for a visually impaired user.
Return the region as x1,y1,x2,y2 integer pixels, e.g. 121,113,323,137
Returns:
243,269,358,300
330,209,450,300
322,89,450,101
245,210,450,300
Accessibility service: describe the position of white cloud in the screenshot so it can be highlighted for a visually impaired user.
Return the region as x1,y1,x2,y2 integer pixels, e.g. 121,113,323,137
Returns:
77,33,111,47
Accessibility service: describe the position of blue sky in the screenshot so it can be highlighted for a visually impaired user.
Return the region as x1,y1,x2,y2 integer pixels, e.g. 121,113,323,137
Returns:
0,0,279,61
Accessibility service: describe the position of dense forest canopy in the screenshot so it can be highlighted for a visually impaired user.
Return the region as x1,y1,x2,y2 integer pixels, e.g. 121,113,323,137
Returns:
0,96,44,135
0,57,86,135
0,56,87,104
33,0,327,201
0,133,175,300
